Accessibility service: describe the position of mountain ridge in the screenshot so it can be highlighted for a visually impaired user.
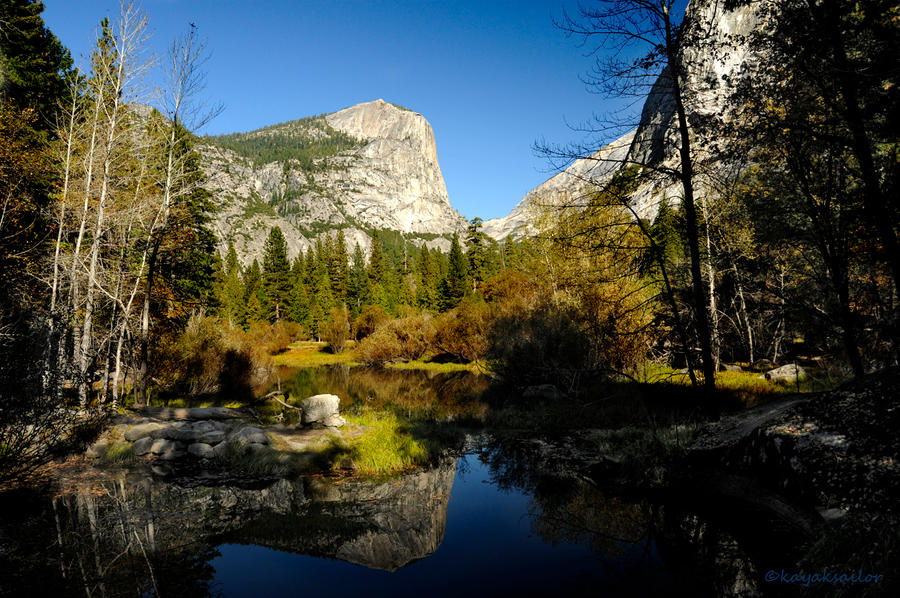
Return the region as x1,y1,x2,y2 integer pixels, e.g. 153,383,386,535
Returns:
199,99,467,264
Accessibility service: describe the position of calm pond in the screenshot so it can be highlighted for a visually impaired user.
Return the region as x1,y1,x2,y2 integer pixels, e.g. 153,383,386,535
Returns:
0,367,776,597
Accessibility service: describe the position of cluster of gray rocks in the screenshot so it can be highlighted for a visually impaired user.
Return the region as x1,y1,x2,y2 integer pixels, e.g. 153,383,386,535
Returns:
126,420,267,461
88,393,346,463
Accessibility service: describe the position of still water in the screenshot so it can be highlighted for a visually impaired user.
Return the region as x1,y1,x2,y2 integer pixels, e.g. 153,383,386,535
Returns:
0,367,770,596
210,454,669,597
0,444,768,598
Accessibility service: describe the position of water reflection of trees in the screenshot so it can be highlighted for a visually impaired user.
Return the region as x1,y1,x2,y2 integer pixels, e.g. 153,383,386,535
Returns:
278,365,489,422
0,477,218,597
476,437,765,597
0,459,458,596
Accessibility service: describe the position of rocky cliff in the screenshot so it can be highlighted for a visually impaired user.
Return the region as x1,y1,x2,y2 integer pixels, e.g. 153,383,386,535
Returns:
484,0,761,240
200,99,466,263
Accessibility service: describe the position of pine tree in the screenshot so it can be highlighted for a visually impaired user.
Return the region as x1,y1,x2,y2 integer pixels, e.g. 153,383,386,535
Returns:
465,217,490,292
367,237,387,287
243,259,265,324
441,232,469,310
262,226,291,320
0,0,74,123
347,242,369,317
329,229,349,303
217,240,245,325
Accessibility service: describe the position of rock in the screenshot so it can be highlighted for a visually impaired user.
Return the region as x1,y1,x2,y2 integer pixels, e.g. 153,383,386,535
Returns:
149,421,228,443
765,364,806,382
212,441,232,459
324,414,346,428
157,448,186,461
197,430,227,445
132,436,154,456
751,359,775,372
338,457,359,472
124,422,165,442
130,406,252,420
150,464,172,477
230,426,269,445
817,507,848,522
150,439,184,455
719,363,743,372
522,384,564,401
199,99,467,265
188,443,216,459
85,439,108,459
484,1,766,240
301,394,341,425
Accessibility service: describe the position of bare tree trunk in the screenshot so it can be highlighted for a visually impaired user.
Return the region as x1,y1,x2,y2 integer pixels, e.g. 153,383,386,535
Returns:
732,262,754,364
701,200,720,372
665,15,716,391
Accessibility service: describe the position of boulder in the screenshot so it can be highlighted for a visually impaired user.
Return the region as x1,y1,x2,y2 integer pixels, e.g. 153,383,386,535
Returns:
85,439,108,459
719,363,743,372
149,421,229,443
230,426,269,445
212,441,232,459
197,430,227,445
150,438,184,455
522,384,564,401
751,358,775,372
132,436,154,456
301,394,341,425
324,414,346,428
187,443,216,459
765,364,806,383
124,422,165,442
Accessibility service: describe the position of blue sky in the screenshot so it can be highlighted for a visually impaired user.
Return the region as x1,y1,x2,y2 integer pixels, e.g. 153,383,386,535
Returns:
43,0,630,220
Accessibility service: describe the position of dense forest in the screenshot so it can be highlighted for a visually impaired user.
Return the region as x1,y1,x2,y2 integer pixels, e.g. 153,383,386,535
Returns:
203,115,362,171
0,0,898,487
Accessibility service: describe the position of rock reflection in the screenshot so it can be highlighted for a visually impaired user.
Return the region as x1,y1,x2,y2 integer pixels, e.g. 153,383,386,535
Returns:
0,459,456,597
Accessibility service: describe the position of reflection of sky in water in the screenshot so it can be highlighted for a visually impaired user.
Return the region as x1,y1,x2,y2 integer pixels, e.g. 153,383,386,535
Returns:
211,456,671,597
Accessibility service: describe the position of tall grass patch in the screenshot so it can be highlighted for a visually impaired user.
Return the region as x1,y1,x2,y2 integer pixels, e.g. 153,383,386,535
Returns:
328,409,432,476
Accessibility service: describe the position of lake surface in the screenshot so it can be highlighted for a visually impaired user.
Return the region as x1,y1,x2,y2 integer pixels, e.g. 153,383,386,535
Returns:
0,444,769,598
0,367,776,597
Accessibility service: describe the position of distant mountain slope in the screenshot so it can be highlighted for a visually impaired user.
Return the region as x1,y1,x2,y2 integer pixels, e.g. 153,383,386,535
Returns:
199,99,466,263
484,0,761,240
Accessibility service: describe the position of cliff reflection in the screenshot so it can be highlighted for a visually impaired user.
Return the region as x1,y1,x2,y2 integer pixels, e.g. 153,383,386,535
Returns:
0,459,456,597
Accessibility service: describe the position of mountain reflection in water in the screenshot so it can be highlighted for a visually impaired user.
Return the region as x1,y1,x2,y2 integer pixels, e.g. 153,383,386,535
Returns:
0,441,768,598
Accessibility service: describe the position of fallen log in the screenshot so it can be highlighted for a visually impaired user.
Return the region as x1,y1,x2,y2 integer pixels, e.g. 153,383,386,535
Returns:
264,391,302,412
129,406,255,421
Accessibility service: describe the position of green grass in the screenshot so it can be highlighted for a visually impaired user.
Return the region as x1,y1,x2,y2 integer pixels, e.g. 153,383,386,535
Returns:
386,359,486,374
213,439,306,477
636,364,823,405
325,409,433,477
273,341,361,368
102,442,134,464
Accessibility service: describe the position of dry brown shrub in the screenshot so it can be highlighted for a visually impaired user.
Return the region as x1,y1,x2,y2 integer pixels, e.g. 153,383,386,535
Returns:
356,311,436,366
433,298,491,362
321,307,351,353
154,315,289,400
352,304,390,340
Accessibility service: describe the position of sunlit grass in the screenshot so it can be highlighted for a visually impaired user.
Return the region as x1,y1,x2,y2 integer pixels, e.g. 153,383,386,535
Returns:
273,341,361,368
386,359,486,374
636,364,821,405
325,409,432,477
101,441,134,464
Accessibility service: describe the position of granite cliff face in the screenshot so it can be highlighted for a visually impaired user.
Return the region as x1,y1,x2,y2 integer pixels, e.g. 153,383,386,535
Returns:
484,0,761,240
201,99,466,263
